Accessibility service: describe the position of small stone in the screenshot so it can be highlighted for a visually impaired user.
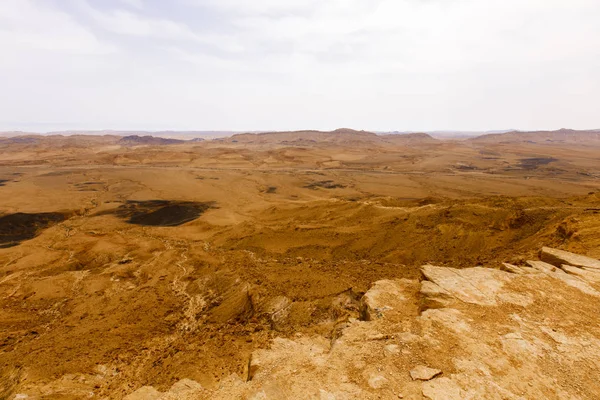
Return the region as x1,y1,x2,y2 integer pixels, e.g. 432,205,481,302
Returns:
368,374,389,389
384,344,400,355
410,365,442,381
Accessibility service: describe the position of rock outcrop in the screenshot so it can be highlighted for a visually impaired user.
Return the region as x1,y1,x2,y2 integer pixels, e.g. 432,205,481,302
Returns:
540,246,600,270
15,248,600,399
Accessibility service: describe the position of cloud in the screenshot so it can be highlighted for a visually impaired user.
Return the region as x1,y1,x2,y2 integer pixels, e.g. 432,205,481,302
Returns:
0,0,114,55
119,0,144,10
1,0,599,131
77,1,244,52
91,9,197,39
183,0,320,15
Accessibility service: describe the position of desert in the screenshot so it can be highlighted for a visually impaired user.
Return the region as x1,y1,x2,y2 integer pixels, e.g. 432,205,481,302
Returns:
4,0,600,397
1,129,600,398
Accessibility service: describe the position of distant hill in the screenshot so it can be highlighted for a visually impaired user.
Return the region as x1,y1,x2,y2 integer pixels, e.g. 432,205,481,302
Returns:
222,129,376,146
3,128,599,147
0,134,120,148
82,130,234,139
119,135,185,146
380,132,438,145
0,131,39,137
0,134,193,148
0,130,237,139
0,135,41,145
469,129,600,145
222,129,437,147
378,130,516,139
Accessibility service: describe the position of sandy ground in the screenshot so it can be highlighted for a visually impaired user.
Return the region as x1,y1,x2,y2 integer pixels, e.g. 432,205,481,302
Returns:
1,132,600,398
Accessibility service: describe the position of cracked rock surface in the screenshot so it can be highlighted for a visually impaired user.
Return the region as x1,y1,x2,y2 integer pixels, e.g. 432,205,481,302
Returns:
117,247,600,399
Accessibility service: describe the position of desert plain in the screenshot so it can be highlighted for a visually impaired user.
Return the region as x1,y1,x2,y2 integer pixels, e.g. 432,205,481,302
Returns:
1,129,600,399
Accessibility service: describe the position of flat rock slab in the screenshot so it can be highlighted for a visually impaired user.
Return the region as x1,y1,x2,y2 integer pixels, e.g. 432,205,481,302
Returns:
527,260,600,297
527,260,563,274
541,247,600,270
561,265,600,283
421,265,511,306
501,263,526,274
410,365,442,381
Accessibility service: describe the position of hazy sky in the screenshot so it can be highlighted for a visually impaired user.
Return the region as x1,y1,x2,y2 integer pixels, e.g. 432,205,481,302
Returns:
1,0,599,132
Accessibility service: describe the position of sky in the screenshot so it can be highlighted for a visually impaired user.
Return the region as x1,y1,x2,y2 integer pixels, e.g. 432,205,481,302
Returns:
0,0,599,133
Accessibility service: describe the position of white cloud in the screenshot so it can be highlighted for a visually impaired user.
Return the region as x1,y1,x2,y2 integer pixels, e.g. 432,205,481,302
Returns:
0,0,113,55
92,9,197,39
1,0,599,131
211,0,600,72
119,0,144,10
77,1,244,52
184,0,320,14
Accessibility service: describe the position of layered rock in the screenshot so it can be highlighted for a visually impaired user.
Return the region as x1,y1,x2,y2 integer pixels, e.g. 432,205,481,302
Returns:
540,246,600,270
15,248,600,399
115,248,600,400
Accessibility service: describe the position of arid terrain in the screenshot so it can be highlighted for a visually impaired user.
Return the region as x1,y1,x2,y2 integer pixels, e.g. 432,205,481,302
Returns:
1,129,600,399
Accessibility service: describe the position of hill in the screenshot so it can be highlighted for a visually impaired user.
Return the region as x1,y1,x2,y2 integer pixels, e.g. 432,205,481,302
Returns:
119,135,185,146
222,129,437,147
470,129,600,145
